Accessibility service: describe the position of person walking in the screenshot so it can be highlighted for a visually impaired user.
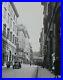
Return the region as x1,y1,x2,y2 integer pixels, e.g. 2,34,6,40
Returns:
54,57,60,78
30,61,31,66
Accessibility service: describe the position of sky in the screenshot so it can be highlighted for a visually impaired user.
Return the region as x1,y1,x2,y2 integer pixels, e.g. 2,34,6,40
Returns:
14,2,44,52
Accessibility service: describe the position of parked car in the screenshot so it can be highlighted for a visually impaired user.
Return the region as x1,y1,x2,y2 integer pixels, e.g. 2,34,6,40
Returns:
6,61,10,68
13,62,21,69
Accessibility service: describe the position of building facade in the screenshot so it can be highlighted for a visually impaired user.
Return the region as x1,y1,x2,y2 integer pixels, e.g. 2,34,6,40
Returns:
41,2,60,71
39,27,44,60
2,2,19,66
17,24,33,64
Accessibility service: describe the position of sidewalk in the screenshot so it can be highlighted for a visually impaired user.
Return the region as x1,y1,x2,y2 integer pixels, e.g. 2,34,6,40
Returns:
37,66,55,78
2,64,38,78
2,65,12,70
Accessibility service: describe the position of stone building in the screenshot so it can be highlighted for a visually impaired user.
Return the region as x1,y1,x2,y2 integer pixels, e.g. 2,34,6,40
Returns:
2,2,19,66
39,27,44,60
41,2,60,70
17,24,33,64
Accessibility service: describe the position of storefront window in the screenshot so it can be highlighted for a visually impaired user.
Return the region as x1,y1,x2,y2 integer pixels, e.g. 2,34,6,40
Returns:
3,24,6,37
8,13,10,25
10,32,12,42
13,35,15,44
3,7,7,19
7,28,10,39
10,18,12,29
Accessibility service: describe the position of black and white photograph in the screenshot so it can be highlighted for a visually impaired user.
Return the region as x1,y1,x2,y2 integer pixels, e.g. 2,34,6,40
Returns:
2,2,61,78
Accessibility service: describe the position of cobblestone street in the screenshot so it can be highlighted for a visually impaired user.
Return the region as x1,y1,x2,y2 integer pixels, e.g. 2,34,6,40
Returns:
2,64,37,78
2,64,56,78
37,66,55,78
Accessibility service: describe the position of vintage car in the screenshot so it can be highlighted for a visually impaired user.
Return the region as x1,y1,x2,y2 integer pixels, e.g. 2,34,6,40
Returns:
13,62,21,69
6,61,10,68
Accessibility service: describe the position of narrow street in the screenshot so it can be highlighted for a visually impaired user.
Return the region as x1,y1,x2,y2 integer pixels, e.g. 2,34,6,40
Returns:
2,64,37,78
37,66,55,78
2,64,55,78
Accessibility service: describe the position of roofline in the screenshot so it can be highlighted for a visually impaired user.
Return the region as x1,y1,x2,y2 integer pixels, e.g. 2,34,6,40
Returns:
17,24,30,39
10,2,19,17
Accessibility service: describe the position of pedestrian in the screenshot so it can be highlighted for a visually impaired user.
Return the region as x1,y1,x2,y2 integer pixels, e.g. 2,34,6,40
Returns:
54,57,60,78
19,62,21,68
30,61,31,66
42,61,44,68
42,65,44,68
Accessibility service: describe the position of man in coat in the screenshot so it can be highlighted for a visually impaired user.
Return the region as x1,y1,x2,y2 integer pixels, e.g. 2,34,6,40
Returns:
54,57,60,78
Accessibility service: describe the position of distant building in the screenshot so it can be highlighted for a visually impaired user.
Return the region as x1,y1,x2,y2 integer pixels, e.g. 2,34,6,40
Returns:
29,44,33,63
33,56,43,66
2,2,19,66
33,51,40,57
39,27,44,60
17,24,32,64
16,24,26,62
